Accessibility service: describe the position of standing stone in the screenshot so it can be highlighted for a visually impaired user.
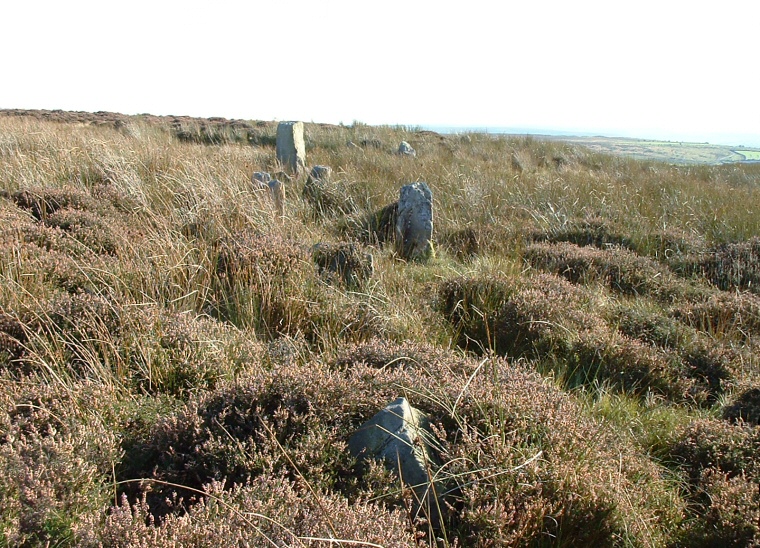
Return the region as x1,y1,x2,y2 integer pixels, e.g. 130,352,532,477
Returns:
395,182,433,261
269,179,285,218
349,397,444,527
398,141,416,156
276,121,306,175
303,165,332,212
251,171,272,190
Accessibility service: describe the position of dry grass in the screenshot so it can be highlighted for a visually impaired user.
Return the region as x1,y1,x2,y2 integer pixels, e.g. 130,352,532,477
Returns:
1,110,759,546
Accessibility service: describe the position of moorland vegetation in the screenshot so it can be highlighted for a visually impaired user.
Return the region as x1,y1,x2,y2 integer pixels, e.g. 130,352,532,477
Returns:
0,110,759,546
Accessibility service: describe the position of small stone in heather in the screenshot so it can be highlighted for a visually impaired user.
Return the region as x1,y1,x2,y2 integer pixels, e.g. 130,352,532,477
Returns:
303,165,332,208
349,397,444,527
397,141,416,156
307,165,332,184
303,166,356,217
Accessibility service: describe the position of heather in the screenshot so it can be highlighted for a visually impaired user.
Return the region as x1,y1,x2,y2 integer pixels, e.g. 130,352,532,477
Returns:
1,111,759,546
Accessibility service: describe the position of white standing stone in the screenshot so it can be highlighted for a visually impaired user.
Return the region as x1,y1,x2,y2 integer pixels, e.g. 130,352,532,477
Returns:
276,121,306,175
395,182,433,261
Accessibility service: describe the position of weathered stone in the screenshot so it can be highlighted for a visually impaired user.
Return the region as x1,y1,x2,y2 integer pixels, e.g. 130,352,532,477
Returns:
395,182,433,261
312,242,373,288
276,121,306,175
302,165,331,210
349,397,444,526
302,165,356,217
307,165,332,184
251,171,272,190
398,141,416,156
268,179,285,218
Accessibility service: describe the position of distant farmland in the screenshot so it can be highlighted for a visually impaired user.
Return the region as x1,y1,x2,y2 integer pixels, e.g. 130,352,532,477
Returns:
538,134,760,165
736,149,760,161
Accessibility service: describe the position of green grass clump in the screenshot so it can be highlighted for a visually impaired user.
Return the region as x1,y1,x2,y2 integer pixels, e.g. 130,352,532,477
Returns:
1,110,759,546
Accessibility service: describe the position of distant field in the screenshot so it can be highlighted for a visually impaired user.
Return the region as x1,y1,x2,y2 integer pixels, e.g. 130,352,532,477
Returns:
537,134,759,165
736,149,760,161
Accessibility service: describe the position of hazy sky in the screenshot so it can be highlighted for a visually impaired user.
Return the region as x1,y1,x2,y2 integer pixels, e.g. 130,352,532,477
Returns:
3,0,758,146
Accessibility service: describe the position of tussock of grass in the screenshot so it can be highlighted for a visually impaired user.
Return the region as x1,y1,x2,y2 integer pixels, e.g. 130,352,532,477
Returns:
1,110,759,545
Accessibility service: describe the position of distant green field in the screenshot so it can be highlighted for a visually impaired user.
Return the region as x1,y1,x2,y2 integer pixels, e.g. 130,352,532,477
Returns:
736,149,760,161
538,135,758,165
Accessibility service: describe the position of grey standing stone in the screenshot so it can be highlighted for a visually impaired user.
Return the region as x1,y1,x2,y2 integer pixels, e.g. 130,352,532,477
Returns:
395,182,433,261
276,121,306,175
349,397,444,527
398,141,416,156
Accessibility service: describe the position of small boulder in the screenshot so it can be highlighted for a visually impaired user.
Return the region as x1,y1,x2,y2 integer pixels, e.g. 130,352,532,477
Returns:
302,165,356,217
251,171,272,189
349,397,444,527
395,182,433,261
398,141,416,156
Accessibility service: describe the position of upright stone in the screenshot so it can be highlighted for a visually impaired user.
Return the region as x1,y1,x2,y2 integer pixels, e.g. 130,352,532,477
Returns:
395,182,433,261
348,397,444,527
269,179,285,218
276,121,306,175
303,165,332,212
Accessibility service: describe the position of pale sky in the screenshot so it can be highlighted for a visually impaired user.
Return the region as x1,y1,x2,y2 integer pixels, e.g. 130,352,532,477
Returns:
3,0,759,146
